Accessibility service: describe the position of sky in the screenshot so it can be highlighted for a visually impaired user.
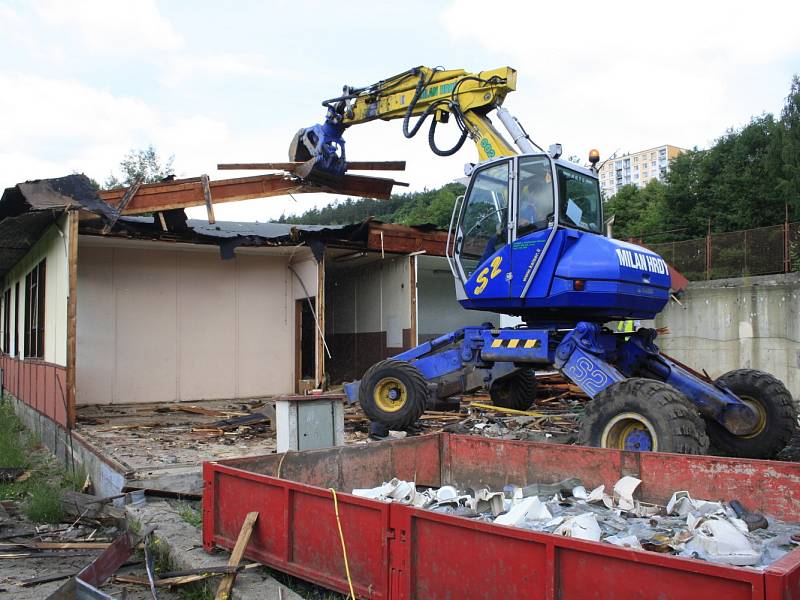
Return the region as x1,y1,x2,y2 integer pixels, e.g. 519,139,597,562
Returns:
1,0,799,222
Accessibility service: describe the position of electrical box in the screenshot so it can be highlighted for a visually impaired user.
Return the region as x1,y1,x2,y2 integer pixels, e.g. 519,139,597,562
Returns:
275,394,345,453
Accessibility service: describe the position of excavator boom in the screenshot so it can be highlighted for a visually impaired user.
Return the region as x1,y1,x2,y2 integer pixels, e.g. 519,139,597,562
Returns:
289,66,529,178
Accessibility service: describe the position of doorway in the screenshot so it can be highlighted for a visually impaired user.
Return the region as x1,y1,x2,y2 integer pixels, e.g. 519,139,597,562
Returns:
295,298,316,392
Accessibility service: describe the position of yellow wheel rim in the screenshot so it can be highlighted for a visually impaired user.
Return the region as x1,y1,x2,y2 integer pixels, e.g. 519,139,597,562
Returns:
600,412,658,452
373,377,407,413
737,395,767,439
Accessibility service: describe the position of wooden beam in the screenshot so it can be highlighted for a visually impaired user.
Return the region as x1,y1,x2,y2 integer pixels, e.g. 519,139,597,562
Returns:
366,223,448,257
66,210,78,429
98,172,403,216
200,174,216,224
99,175,305,215
217,161,406,171
409,255,418,348
101,178,142,234
315,254,325,389
215,511,258,600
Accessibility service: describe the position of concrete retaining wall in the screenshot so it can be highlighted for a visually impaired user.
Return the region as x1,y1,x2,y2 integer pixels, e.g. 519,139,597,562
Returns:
6,394,128,497
654,272,800,400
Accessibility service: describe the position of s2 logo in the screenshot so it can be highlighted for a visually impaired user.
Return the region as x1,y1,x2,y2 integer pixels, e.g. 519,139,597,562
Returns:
474,256,503,295
566,357,609,396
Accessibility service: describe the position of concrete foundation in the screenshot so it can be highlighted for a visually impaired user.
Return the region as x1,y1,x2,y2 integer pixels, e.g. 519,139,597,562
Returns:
126,501,302,600
6,393,130,497
655,272,800,400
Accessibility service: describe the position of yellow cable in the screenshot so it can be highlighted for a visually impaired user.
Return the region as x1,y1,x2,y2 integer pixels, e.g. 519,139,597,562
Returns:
330,488,356,600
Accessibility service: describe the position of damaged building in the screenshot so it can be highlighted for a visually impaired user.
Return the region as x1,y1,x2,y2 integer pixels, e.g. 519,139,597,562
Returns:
0,172,503,492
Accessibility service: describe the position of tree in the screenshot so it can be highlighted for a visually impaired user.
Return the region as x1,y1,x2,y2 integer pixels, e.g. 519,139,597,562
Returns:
774,75,800,220
104,145,175,189
604,180,668,240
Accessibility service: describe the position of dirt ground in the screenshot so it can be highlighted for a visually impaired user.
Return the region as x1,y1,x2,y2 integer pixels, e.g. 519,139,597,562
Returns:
0,515,183,600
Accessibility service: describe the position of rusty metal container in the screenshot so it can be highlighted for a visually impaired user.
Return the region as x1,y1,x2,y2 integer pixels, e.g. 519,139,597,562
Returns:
203,433,800,599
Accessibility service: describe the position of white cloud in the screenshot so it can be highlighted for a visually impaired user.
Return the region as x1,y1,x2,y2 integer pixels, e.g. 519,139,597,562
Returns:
33,0,183,53
439,0,800,160
160,53,297,87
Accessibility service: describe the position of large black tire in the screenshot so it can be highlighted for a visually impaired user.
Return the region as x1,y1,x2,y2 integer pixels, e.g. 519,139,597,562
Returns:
490,370,537,411
706,369,797,459
577,378,709,454
359,359,428,430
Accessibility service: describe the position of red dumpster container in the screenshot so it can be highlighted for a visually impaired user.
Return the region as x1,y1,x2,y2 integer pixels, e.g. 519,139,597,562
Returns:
203,433,800,599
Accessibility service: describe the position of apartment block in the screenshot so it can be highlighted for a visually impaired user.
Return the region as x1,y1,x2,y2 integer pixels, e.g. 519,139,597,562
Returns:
598,145,686,197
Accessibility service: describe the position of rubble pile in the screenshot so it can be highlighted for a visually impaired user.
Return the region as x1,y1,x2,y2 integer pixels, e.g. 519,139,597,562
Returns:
352,475,799,568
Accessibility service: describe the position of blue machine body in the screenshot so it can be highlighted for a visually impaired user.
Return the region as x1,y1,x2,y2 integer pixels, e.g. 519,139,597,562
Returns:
318,150,761,439
458,227,671,323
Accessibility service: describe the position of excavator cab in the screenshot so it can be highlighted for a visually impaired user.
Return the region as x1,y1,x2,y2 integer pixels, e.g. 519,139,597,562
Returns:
448,153,671,324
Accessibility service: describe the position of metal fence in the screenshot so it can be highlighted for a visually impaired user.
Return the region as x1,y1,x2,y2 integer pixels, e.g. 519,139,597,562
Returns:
647,222,798,281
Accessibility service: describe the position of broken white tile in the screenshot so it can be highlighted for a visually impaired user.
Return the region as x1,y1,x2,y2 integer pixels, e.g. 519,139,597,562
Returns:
605,534,642,550
667,491,723,517
496,497,551,527
352,479,400,500
587,484,606,503
572,485,588,500
436,486,458,502
686,517,762,566
554,513,602,542
472,489,505,516
613,476,642,511
389,480,416,504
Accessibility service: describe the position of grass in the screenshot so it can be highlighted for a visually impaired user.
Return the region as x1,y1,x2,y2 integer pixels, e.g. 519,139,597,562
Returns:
0,397,85,523
146,531,214,600
177,502,203,528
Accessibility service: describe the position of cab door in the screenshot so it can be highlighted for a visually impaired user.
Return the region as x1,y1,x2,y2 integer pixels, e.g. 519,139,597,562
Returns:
510,155,558,298
455,159,512,302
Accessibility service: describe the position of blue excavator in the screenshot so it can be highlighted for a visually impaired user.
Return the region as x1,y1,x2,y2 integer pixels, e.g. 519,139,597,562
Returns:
290,66,797,458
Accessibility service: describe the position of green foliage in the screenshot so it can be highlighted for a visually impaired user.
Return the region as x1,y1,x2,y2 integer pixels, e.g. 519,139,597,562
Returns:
104,144,175,189
282,75,800,241
278,182,465,228
0,400,28,469
25,483,64,523
0,398,87,524
606,75,800,241
177,502,203,528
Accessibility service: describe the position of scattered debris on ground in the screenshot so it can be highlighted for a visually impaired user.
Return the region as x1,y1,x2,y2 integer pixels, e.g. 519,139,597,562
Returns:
352,475,800,569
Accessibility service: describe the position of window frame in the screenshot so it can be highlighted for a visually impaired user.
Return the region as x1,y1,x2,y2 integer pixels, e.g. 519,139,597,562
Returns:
454,158,512,280
24,259,46,360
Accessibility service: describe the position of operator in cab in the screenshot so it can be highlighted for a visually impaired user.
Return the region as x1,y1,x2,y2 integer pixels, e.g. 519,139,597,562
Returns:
517,159,554,236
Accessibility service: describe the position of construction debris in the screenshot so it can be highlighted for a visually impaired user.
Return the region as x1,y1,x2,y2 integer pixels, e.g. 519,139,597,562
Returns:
215,511,259,600
351,476,800,568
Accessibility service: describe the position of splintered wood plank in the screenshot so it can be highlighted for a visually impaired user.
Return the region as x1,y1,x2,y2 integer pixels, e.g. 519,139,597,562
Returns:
214,511,259,600
217,161,406,171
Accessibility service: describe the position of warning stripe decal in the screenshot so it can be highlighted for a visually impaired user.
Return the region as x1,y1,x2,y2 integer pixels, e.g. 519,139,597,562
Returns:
489,338,541,349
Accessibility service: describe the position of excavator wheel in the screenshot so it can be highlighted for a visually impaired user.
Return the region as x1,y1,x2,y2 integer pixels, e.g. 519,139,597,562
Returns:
705,369,797,459
490,370,538,411
577,378,709,454
359,359,428,430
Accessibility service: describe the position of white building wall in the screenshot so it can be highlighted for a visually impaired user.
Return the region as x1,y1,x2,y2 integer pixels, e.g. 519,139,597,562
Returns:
416,255,504,338
76,238,296,405
1,214,70,365
328,255,411,340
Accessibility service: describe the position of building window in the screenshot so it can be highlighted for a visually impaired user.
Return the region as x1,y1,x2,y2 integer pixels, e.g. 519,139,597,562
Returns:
14,282,19,357
24,259,46,359
1,288,9,353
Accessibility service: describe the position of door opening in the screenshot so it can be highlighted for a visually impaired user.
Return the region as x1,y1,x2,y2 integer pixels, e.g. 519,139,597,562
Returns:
295,298,317,392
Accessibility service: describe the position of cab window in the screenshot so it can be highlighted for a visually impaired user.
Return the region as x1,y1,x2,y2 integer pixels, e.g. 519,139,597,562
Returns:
459,161,509,276
517,156,554,237
556,166,602,233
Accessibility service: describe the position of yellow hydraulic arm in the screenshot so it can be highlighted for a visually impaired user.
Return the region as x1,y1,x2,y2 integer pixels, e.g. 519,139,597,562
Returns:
290,66,536,175
336,66,519,161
